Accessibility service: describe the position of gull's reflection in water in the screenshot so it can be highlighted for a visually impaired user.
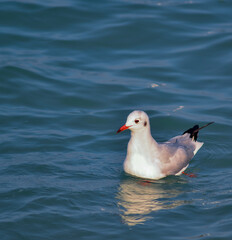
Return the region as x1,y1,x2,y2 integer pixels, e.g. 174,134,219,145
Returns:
116,177,189,226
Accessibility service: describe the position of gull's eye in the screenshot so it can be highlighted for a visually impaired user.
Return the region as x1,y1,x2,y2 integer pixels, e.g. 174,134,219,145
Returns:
135,119,139,124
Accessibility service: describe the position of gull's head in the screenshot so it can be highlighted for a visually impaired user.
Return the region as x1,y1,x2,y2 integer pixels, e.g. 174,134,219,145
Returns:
117,110,150,133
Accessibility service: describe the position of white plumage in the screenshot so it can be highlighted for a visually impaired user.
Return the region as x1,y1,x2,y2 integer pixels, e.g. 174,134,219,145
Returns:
117,110,213,180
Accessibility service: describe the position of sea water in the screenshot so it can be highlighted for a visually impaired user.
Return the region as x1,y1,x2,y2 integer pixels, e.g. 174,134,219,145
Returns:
0,0,232,239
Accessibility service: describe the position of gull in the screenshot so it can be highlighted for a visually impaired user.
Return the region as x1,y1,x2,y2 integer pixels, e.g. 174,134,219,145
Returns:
117,110,213,180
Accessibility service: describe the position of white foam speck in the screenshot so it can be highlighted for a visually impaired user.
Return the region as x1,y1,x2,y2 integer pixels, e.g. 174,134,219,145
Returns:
173,106,184,112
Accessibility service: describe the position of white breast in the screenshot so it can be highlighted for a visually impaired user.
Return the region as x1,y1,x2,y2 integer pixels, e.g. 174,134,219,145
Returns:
123,153,164,180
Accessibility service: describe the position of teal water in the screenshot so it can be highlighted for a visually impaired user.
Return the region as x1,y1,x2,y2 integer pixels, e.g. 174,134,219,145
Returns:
0,0,232,239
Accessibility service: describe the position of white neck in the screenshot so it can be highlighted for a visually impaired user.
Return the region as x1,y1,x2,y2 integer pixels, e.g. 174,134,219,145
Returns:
124,125,162,179
129,126,158,154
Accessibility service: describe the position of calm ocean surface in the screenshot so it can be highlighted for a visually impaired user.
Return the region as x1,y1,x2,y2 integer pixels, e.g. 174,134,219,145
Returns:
0,0,232,239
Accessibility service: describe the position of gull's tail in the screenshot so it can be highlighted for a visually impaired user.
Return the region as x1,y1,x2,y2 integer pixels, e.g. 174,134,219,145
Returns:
183,122,214,141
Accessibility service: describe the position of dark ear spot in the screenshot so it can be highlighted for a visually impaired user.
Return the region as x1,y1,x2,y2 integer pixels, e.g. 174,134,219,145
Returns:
144,121,147,127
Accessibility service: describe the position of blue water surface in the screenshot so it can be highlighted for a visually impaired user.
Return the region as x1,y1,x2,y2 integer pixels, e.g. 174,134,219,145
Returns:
0,0,232,239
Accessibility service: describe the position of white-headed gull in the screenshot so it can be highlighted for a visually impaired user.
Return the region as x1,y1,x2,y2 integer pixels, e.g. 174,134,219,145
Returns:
117,110,213,180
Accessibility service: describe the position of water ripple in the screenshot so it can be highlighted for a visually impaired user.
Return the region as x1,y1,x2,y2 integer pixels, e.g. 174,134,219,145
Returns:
0,0,232,239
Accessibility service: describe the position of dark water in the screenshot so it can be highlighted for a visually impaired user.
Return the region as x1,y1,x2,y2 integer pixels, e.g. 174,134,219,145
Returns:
0,0,232,239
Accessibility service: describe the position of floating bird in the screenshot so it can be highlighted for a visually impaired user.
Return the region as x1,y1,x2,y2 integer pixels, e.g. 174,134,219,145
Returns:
117,111,213,180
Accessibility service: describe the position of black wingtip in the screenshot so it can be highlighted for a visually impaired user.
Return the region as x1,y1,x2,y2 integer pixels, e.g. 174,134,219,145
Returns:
183,125,199,141
183,122,214,141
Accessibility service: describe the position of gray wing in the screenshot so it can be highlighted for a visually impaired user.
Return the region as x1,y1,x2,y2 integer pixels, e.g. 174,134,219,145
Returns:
158,134,195,175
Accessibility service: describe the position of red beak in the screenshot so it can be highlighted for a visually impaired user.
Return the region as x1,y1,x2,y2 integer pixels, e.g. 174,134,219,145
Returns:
117,124,130,133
